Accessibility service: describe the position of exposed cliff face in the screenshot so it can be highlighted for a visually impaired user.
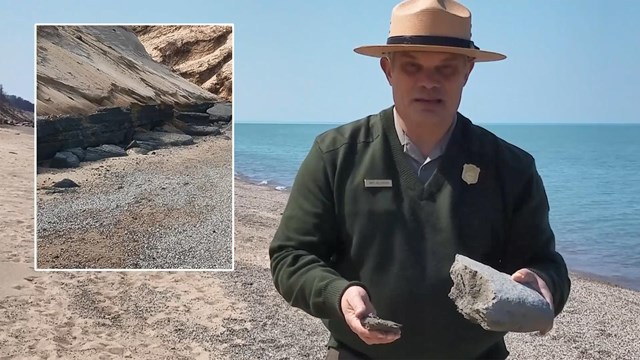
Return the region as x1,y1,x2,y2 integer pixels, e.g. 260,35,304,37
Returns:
36,25,218,117
35,25,232,162
36,104,176,160
132,25,232,102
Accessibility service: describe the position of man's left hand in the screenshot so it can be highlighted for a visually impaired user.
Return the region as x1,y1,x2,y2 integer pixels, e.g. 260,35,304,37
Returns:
511,268,554,335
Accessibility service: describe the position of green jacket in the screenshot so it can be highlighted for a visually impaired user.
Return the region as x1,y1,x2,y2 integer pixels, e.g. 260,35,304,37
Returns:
270,107,571,359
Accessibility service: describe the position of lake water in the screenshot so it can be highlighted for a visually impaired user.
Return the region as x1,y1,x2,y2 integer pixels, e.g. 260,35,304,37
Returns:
235,122,640,290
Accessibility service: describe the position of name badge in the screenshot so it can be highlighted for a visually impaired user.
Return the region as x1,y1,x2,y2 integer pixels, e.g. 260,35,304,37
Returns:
364,179,393,188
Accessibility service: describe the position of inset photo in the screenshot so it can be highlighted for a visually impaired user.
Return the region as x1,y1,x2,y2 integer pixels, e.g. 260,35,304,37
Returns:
35,24,233,270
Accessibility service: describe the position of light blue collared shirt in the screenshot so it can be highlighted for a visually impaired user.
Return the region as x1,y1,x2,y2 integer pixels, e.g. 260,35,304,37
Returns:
393,108,457,184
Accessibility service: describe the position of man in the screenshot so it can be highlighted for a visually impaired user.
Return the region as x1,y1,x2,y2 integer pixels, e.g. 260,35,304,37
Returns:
269,0,571,359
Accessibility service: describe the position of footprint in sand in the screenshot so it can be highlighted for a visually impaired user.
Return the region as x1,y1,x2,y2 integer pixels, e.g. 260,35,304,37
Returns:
0,262,39,298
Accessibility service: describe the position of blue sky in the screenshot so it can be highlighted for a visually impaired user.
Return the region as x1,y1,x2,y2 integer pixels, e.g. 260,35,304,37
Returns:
0,1,638,123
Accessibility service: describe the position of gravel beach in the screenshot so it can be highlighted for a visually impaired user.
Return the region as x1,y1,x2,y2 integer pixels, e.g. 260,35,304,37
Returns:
36,134,233,270
3,132,639,359
233,180,640,360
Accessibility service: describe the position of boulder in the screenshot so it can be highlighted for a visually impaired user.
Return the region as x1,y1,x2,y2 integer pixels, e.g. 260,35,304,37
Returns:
66,147,86,161
448,254,554,333
50,151,80,168
52,178,79,188
84,144,127,162
176,111,211,126
182,125,221,136
171,119,221,136
206,102,231,123
126,139,159,151
158,123,186,134
136,141,160,151
132,131,194,147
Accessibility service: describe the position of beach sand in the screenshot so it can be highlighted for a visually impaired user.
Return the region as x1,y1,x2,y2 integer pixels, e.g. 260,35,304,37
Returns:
2,130,639,359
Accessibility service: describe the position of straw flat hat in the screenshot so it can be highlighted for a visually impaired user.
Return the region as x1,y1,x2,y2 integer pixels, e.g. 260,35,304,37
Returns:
354,0,506,62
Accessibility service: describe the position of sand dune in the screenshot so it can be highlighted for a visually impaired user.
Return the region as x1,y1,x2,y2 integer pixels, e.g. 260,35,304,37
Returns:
36,25,217,117
133,25,233,102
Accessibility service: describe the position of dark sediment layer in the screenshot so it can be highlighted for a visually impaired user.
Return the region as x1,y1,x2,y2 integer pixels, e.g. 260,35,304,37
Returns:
37,101,230,162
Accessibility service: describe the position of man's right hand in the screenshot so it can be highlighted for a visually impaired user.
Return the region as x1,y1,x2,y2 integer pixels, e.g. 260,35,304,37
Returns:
340,286,401,345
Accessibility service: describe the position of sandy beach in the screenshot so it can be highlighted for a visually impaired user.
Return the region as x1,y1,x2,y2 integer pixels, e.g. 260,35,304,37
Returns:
2,129,640,359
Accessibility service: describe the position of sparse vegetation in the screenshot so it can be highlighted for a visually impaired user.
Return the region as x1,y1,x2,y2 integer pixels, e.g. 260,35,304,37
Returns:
0,84,6,104
0,83,34,112
0,83,34,126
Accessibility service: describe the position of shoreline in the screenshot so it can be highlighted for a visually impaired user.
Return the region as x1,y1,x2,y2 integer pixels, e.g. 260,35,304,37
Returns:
568,270,640,293
234,173,291,192
233,176,640,293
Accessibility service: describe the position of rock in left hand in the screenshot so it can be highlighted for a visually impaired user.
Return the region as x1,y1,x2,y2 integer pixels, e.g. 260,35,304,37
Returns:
512,268,554,335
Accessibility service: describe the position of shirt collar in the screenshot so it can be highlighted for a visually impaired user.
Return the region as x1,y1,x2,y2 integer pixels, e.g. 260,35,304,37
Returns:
393,107,457,163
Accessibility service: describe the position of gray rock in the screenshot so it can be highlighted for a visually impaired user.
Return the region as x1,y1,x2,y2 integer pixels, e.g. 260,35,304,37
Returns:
136,141,159,151
172,119,221,136
158,123,186,134
206,102,231,123
186,125,221,136
448,254,554,333
50,151,80,168
52,178,79,188
66,147,86,161
176,111,211,126
133,131,194,147
84,144,127,162
361,313,402,332
127,140,159,151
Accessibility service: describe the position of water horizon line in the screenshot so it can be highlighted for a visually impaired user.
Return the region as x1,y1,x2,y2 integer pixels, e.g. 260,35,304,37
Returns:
236,121,640,126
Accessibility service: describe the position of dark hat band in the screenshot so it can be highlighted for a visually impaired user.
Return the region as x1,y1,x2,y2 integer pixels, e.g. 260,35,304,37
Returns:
386,35,479,50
